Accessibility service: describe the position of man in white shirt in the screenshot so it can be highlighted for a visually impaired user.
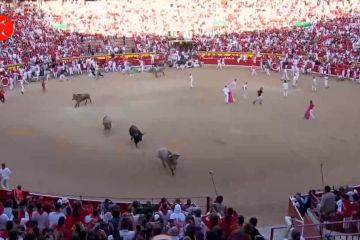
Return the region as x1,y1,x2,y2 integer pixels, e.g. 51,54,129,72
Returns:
312,76,317,92
49,202,66,228
324,76,329,88
292,71,299,88
222,85,229,103
283,80,289,97
216,59,223,70
242,82,248,99
0,163,11,189
230,79,237,90
189,73,194,88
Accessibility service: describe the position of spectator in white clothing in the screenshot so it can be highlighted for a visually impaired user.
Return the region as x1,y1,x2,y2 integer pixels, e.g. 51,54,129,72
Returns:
31,203,49,231
49,202,66,229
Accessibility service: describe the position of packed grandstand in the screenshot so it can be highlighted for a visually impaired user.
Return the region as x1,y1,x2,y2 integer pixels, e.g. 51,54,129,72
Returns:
1,0,360,240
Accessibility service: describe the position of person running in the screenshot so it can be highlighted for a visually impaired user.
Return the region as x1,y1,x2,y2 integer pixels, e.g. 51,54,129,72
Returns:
242,82,248,99
222,85,230,103
253,87,263,105
304,100,315,119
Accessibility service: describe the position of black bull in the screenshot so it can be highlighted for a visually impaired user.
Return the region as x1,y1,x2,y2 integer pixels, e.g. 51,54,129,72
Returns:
129,125,144,148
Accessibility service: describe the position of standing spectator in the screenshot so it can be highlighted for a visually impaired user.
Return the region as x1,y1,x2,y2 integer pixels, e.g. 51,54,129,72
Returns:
318,185,336,221
12,185,25,208
49,202,66,229
221,208,239,239
249,217,264,240
31,203,49,231
118,217,135,240
169,204,186,236
0,163,11,190
109,206,122,233
237,215,245,227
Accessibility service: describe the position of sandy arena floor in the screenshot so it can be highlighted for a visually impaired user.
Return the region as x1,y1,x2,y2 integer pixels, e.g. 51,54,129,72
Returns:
1,66,360,226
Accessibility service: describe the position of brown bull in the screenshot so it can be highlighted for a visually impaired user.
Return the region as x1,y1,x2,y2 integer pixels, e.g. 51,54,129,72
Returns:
72,93,92,108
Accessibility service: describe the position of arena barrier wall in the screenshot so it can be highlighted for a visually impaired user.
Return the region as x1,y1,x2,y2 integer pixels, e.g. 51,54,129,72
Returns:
2,52,359,88
270,220,360,240
196,52,359,78
0,189,211,214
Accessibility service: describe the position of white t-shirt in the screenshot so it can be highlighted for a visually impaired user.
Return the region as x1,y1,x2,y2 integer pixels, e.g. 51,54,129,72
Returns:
243,84,248,91
32,211,49,230
283,81,289,90
48,211,65,228
0,168,11,180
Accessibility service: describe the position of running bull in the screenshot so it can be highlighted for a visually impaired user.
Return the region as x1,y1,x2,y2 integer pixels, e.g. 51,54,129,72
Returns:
158,147,181,176
129,125,144,148
72,93,92,108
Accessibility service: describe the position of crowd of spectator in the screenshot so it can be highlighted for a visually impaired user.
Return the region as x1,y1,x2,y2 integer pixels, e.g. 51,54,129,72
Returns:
40,0,359,36
0,1,360,88
0,191,266,240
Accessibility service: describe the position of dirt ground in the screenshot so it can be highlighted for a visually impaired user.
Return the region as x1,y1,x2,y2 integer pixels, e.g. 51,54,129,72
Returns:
1,66,360,226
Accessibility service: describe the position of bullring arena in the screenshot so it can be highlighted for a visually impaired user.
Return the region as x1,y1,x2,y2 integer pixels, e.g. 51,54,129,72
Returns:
2,0,360,239
2,65,360,226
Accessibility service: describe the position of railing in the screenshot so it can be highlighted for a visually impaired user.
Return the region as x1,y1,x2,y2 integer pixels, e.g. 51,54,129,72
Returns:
270,220,360,240
0,189,211,213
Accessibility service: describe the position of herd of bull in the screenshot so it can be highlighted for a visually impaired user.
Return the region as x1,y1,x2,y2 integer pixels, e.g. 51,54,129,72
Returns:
72,93,181,176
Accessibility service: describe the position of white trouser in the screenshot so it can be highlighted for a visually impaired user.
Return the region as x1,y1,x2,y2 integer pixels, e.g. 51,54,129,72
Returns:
10,78,14,90
20,83,25,93
190,79,194,88
251,68,256,75
265,68,270,76
1,178,9,190
243,90,247,99
312,85,316,91
283,88,288,97
224,93,228,103
254,96,263,104
77,65,82,74
310,109,315,119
